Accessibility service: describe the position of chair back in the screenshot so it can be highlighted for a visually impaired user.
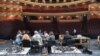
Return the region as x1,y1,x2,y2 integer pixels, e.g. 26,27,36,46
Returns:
22,40,31,47
31,41,39,46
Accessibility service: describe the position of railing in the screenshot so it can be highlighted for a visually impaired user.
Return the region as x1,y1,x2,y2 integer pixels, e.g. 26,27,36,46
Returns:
23,8,88,13
17,0,90,6
23,11,89,16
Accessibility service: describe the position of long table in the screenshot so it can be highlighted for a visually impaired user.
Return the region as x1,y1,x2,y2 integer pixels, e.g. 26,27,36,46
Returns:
51,46,82,53
0,47,30,55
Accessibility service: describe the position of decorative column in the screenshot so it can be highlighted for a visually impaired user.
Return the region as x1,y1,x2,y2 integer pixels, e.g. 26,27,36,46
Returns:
28,0,31,2
63,0,66,3
91,0,95,2
71,0,74,2
56,0,59,3
35,0,38,2
42,0,45,3
50,0,52,3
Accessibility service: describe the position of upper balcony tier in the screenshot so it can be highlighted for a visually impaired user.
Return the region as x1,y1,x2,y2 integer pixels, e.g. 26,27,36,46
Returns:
19,0,94,6
22,1,93,13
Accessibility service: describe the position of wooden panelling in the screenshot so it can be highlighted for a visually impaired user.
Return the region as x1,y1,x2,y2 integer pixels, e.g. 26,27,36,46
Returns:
58,21,82,34
87,19,100,35
0,18,100,39
29,21,53,33
0,20,24,39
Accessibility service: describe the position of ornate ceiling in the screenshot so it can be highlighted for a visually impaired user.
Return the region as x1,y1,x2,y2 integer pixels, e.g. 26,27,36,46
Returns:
0,0,98,16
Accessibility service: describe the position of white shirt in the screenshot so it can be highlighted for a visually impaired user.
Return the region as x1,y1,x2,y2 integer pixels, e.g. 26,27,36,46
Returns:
32,34,43,45
44,33,49,40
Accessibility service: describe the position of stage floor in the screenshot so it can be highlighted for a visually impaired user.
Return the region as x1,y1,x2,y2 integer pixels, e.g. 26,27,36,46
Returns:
0,39,100,56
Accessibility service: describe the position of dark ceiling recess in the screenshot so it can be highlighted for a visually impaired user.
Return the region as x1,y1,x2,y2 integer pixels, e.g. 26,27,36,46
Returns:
96,0,100,2
38,0,42,3
45,0,50,3
52,0,56,3
59,0,63,3
30,0,80,3
31,0,35,2
67,0,71,2
74,0,78,1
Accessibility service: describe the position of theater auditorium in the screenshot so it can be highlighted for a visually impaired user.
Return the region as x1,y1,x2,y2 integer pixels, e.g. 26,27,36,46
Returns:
0,0,100,56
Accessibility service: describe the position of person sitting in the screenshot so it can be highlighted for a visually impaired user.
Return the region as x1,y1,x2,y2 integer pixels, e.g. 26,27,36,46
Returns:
32,30,43,52
63,31,74,46
38,29,43,36
47,37,56,53
73,28,77,35
49,31,55,41
22,34,31,47
42,31,49,46
32,30,43,46
31,39,39,52
26,30,31,35
15,30,22,45
22,30,26,35
58,34,64,46
64,31,73,39
43,31,50,41
47,31,56,50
